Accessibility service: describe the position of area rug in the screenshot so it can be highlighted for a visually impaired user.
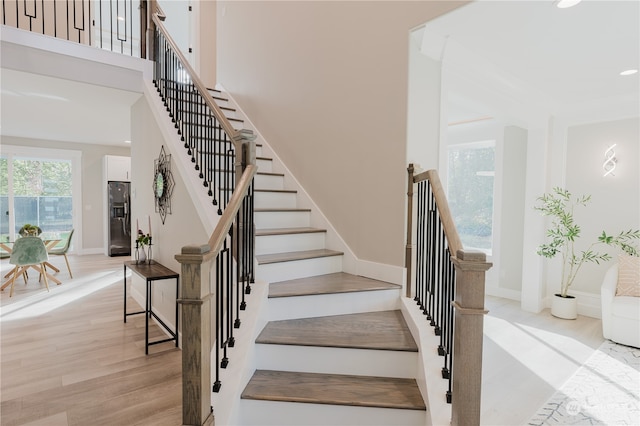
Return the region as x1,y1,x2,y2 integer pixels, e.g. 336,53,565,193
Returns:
528,340,640,425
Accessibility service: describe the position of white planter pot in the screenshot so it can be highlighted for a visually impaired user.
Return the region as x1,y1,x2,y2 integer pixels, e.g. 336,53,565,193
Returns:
551,294,577,319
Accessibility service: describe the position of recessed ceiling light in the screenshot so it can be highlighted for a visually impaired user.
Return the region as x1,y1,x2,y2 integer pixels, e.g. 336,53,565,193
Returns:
124,140,131,144
556,0,582,8
620,69,638,76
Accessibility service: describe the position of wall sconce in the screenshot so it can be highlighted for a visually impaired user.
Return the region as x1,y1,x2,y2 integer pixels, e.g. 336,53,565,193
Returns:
603,144,617,177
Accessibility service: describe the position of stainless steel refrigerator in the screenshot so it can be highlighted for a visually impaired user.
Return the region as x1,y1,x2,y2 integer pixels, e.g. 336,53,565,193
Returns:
108,181,131,256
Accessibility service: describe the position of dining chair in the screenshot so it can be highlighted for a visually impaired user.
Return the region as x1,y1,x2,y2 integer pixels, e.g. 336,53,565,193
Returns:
6,236,52,297
48,229,74,278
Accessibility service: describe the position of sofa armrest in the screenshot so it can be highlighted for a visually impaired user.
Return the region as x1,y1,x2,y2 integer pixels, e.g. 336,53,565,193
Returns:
600,263,618,338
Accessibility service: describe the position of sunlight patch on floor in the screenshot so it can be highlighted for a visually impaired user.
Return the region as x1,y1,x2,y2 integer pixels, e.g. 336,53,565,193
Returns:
484,315,595,389
0,270,125,322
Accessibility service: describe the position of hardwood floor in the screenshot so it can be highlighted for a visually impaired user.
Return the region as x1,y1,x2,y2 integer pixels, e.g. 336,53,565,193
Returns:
481,295,605,425
1,254,607,425
0,254,182,426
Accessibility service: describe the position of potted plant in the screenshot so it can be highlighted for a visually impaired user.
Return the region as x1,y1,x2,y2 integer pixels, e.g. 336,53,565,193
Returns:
535,187,640,319
136,230,151,263
20,224,41,236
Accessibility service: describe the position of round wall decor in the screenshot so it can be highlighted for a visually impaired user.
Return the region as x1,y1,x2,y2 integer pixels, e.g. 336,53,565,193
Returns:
153,146,174,224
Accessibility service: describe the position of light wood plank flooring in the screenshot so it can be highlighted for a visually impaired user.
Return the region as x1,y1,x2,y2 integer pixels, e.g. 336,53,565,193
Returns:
481,295,605,425
1,254,182,426
1,254,607,425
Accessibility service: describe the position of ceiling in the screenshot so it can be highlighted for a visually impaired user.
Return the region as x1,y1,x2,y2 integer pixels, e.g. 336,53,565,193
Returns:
1,68,142,146
1,0,638,146
418,0,640,124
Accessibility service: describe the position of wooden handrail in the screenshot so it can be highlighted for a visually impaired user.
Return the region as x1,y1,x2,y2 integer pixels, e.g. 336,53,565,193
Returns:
413,169,463,257
207,164,257,257
151,12,240,149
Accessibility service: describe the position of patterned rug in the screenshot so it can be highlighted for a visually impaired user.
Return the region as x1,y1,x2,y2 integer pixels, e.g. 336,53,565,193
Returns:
528,340,640,425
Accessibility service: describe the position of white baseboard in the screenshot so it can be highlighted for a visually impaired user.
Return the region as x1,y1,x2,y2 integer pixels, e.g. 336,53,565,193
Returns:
485,286,521,302
355,259,405,286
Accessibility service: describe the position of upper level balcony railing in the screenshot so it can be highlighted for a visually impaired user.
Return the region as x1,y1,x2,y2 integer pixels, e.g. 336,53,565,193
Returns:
2,0,143,57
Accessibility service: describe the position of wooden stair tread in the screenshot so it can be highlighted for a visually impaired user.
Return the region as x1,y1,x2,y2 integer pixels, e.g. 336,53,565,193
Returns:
256,249,343,265
256,227,326,236
255,188,296,194
256,171,285,177
242,370,426,411
255,208,311,212
256,310,418,352
269,272,401,297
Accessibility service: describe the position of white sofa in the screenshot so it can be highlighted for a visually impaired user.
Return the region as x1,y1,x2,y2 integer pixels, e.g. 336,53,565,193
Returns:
601,263,640,348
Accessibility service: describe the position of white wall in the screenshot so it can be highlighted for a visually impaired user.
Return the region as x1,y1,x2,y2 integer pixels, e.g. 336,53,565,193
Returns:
407,30,442,171
563,117,640,296
130,94,208,327
216,1,466,268
498,126,527,294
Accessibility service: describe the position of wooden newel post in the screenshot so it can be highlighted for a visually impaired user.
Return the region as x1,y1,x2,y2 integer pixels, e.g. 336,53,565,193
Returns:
232,130,256,277
450,249,492,426
176,244,214,426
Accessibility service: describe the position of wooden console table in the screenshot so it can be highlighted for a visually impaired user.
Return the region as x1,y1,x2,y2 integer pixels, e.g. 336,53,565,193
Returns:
124,261,179,354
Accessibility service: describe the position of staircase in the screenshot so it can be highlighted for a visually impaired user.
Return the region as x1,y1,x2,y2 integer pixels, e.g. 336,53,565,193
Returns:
211,89,429,425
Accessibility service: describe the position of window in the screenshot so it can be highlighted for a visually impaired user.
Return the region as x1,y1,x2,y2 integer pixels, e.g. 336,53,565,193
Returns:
1,146,81,247
447,140,495,253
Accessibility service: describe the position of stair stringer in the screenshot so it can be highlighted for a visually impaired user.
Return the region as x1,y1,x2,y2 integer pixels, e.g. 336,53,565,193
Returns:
143,79,224,235
215,84,405,286
401,297,452,426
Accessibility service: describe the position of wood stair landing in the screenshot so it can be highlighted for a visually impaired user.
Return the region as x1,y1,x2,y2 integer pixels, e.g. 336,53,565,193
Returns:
256,310,418,352
269,272,401,298
241,370,426,411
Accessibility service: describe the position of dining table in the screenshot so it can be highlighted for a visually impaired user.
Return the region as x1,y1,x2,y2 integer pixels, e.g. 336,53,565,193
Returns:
0,236,63,291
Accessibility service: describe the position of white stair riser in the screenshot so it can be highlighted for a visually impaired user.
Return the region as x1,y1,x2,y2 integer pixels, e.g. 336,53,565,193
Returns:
255,191,297,209
255,232,326,256
257,158,273,173
255,211,311,229
255,344,418,378
255,174,284,190
239,400,427,426
266,289,401,321
257,256,342,283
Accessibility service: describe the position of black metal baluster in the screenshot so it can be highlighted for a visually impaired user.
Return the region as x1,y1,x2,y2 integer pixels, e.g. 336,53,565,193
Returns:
227,229,234,348
221,241,230,366
249,180,255,284
413,183,426,313
234,210,242,324
212,248,222,392
445,256,455,403
198,92,205,181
